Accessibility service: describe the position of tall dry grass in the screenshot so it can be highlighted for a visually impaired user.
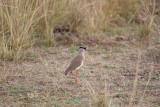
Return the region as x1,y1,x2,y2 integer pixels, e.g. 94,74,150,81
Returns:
0,0,41,60
0,0,158,60
0,0,69,60
137,0,157,48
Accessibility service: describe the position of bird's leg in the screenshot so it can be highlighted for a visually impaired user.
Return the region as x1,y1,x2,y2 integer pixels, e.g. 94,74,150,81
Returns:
70,71,76,81
70,71,73,75
70,71,78,84
76,70,78,78
75,77,77,84
75,70,78,84
70,71,75,79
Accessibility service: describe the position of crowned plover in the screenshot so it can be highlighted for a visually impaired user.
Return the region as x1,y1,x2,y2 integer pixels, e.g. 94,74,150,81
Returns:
65,46,87,83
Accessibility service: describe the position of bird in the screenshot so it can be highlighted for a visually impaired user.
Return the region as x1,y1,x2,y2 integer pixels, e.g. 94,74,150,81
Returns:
64,46,87,84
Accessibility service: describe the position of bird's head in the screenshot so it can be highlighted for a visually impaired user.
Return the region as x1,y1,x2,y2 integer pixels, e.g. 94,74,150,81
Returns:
79,46,87,51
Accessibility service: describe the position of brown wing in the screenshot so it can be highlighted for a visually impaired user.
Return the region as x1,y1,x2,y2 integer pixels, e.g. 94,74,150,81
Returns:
64,55,83,75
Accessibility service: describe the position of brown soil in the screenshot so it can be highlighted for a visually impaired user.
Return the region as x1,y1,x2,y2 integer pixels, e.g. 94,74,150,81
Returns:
0,36,160,107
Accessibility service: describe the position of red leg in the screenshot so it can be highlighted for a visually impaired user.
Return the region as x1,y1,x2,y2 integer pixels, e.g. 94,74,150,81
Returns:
70,71,73,75
76,70,78,78
70,71,76,82
75,70,78,84
75,78,77,84
70,71,75,79
70,70,78,84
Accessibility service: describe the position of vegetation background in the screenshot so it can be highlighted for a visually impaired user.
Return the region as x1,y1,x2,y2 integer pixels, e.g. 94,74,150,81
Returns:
0,0,160,107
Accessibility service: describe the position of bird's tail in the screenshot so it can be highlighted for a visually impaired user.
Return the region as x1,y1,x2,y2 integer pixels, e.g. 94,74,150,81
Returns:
64,68,70,76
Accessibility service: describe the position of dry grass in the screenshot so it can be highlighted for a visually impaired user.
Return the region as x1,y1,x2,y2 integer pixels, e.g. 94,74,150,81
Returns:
0,0,68,60
0,0,160,107
0,37,159,106
0,0,145,60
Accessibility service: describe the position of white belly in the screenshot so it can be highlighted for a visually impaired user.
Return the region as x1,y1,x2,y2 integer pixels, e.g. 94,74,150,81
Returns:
76,61,83,70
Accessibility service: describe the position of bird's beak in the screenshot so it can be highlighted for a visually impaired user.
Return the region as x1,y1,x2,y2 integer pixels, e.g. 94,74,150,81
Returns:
85,48,88,51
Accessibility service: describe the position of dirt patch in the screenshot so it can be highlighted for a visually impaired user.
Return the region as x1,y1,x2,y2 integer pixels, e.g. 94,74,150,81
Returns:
0,38,160,106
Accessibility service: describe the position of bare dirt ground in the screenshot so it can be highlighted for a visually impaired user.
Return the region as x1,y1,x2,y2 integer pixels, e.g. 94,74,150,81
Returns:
0,36,160,107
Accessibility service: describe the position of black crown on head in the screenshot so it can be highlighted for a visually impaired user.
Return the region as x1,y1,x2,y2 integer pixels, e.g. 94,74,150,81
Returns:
79,46,86,50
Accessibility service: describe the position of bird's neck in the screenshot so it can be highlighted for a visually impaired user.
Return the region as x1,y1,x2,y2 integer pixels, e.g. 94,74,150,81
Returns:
79,49,85,57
